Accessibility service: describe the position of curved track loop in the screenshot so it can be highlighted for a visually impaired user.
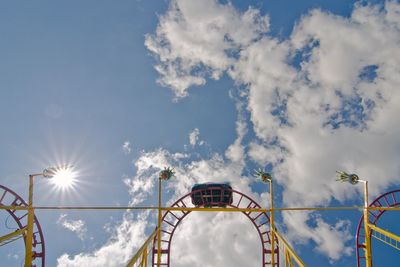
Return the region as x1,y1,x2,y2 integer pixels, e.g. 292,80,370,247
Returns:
0,185,45,267
356,189,400,267
151,187,278,266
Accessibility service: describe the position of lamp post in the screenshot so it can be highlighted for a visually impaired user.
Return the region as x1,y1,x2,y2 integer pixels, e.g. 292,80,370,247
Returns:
156,167,174,267
24,166,71,267
255,170,275,266
336,171,372,267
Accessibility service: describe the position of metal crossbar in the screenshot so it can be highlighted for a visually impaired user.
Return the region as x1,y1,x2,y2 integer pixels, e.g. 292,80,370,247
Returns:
0,227,26,247
370,224,400,251
274,230,306,267
126,229,157,267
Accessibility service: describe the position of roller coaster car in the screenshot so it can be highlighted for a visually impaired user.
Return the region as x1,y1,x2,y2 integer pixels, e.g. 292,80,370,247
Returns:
191,183,233,207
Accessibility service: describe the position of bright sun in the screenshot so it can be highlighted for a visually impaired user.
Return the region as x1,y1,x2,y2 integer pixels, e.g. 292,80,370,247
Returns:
51,168,77,189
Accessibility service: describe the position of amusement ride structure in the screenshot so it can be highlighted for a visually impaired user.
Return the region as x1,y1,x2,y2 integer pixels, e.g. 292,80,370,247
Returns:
0,166,399,267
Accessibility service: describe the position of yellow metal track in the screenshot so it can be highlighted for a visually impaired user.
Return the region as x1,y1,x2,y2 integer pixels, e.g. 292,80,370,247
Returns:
126,229,157,267
0,227,26,247
370,224,400,251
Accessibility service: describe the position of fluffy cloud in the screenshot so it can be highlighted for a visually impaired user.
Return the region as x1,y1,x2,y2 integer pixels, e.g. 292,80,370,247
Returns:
122,121,265,266
188,128,204,147
57,1,400,265
57,214,87,241
123,141,132,155
145,0,400,263
145,0,269,98
57,212,149,267
58,115,263,266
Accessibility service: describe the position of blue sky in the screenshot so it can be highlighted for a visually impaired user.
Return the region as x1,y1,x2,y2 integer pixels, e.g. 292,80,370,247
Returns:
1,0,400,266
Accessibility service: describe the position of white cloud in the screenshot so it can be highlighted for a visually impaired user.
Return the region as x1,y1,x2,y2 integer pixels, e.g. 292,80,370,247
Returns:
58,1,400,266
58,149,262,267
145,0,269,98
237,2,400,259
122,141,132,155
57,214,87,241
188,128,204,147
282,211,353,262
248,142,285,167
170,212,261,267
57,96,263,267
145,0,400,263
57,212,149,267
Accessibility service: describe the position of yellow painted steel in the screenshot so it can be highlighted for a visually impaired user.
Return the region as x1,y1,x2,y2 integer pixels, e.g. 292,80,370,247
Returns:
1,205,375,212
24,174,35,267
369,224,400,251
285,251,297,267
162,206,363,213
157,178,162,267
363,181,372,267
0,227,26,246
0,205,28,210
284,249,295,267
274,206,360,211
274,230,306,267
162,207,268,213
126,229,157,267
32,206,158,210
140,247,147,267
368,207,400,211
4,171,397,267
269,180,275,267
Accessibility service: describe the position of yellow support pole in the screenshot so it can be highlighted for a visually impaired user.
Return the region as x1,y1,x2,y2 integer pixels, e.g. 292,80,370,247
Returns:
157,178,162,267
162,207,268,213
369,224,400,243
140,246,148,267
0,227,27,244
0,205,365,212
284,249,289,267
24,174,34,267
363,181,372,267
274,230,306,267
144,247,148,267
0,205,28,210
269,179,275,267
126,229,157,267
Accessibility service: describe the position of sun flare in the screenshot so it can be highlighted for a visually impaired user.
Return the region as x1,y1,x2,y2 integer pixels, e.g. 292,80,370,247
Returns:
51,168,77,189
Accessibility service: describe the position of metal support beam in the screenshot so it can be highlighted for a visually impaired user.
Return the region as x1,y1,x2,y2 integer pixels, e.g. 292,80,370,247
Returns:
24,174,34,267
0,227,27,245
274,230,306,267
269,180,275,267
126,229,157,267
369,224,400,251
157,178,162,267
363,181,372,267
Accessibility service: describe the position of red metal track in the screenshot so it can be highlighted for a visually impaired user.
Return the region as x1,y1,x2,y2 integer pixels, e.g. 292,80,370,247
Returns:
151,187,279,266
0,185,45,267
356,189,400,267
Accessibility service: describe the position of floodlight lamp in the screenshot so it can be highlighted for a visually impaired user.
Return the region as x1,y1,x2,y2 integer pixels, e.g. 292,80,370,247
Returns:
336,170,359,185
159,167,175,181
255,169,272,183
43,165,73,178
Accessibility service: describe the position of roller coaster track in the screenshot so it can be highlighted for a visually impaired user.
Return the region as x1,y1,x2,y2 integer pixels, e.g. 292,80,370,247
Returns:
0,185,45,267
356,189,400,267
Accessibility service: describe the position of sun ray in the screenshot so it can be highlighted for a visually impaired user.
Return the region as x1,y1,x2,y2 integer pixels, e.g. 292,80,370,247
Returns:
49,168,78,190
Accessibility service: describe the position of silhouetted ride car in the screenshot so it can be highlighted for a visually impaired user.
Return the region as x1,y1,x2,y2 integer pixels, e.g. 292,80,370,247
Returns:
191,183,233,207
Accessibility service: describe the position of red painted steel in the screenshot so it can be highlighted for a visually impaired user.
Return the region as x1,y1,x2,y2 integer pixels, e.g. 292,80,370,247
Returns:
356,189,400,267
151,187,279,266
0,185,45,267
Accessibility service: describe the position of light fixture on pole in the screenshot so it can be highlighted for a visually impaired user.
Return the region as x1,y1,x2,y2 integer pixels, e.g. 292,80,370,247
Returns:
24,165,74,267
255,169,275,267
156,167,175,267
336,170,371,267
